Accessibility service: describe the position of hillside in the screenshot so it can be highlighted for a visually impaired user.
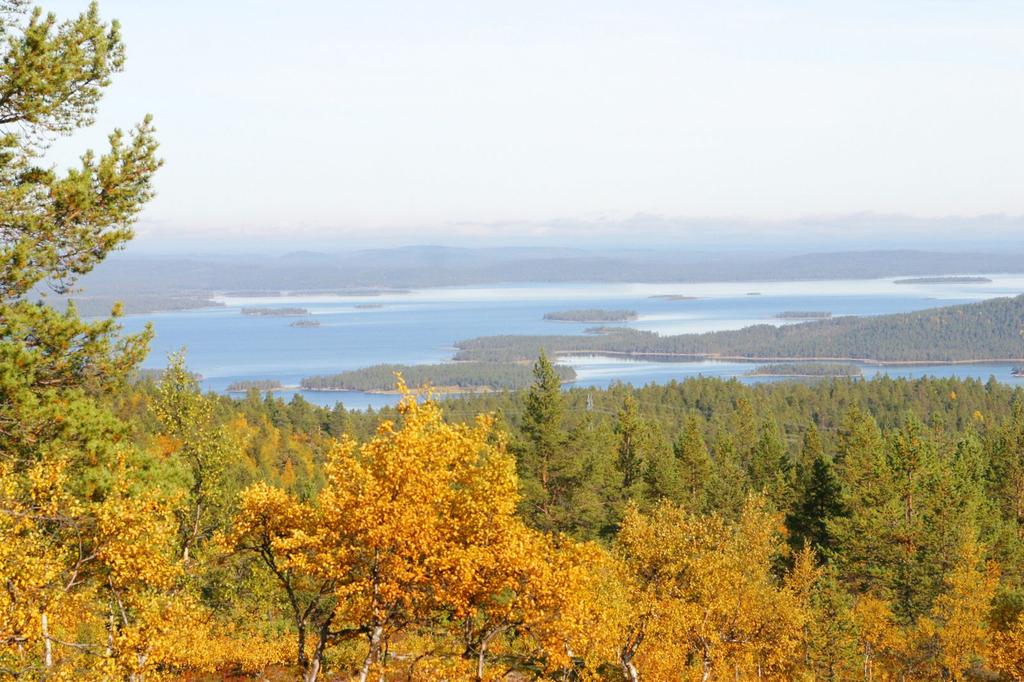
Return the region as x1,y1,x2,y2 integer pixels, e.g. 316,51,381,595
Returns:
455,294,1024,363
58,248,1024,315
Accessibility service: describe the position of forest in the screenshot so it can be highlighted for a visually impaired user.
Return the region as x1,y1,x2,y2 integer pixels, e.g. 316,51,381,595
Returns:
746,362,862,377
7,2,1024,681
455,294,1024,363
299,362,577,392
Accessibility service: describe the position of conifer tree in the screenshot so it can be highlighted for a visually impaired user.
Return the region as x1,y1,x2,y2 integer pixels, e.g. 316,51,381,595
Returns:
615,393,654,504
0,1,162,675
518,351,568,531
562,415,623,538
787,453,846,557
796,423,825,478
706,430,750,520
643,420,684,504
674,412,712,511
748,417,792,508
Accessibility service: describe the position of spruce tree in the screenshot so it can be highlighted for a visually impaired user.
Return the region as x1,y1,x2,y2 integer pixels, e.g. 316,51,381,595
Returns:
787,453,846,557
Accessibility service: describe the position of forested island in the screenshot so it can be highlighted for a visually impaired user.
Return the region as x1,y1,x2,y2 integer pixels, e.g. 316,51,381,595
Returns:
747,362,863,377
455,294,1024,364
894,276,992,284
649,294,698,300
289,319,321,328
543,308,638,322
225,379,284,392
241,306,309,316
300,361,576,392
775,311,832,319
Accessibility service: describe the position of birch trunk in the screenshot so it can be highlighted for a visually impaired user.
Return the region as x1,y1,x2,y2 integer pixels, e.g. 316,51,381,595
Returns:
41,611,52,668
358,625,384,682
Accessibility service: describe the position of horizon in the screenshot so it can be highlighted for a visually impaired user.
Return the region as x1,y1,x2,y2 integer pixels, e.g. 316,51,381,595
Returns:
40,0,1024,249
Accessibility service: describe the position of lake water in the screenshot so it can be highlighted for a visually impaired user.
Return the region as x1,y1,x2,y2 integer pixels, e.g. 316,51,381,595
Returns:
119,275,1024,410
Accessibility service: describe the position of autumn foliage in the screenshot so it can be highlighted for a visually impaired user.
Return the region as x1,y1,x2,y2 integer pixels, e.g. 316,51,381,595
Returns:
6,0,1024,680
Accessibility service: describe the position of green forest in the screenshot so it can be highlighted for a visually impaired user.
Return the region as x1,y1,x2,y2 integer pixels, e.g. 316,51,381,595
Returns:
747,362,863,377
299,362,577,392
455,294,1024,363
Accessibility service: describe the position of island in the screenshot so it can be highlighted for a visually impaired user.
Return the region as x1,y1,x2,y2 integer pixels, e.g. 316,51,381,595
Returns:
453,294,1024,365
746,363,862,377
543,309,638,323
289,320,321,328
226,379,284,392
354,303,384,309
775,311,832,320
649,294,698,301
241,306,309,316
301,362,576,393
894,276,992,285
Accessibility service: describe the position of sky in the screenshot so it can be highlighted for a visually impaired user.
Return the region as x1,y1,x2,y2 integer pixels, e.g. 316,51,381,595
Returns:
44,0,1024,250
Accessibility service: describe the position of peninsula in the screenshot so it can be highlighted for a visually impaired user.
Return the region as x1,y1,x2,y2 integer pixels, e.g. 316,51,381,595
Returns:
455,294,1024,365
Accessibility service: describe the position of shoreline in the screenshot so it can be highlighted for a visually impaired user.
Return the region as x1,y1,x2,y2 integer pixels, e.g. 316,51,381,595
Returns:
227,384,510,396
556,350,1024,367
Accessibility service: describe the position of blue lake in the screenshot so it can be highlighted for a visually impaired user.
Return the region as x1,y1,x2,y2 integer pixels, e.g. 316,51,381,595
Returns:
119,275,1024,410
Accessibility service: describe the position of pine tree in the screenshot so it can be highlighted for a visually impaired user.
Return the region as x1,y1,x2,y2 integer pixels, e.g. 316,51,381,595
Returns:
674,412,712,511
518,351,568,531
644,421,684,504
563,415,623,539
796,423,825,478
748,417,792,509
706,430,750,521
0,3,172,676
834,413,962,623
615,394,653,504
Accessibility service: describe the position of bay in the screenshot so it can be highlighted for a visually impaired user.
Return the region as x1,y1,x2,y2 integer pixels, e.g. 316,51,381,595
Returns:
117,274,1024,410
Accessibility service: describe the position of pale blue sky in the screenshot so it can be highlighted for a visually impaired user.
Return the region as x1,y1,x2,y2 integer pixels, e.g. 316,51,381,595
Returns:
44,0,1024,248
